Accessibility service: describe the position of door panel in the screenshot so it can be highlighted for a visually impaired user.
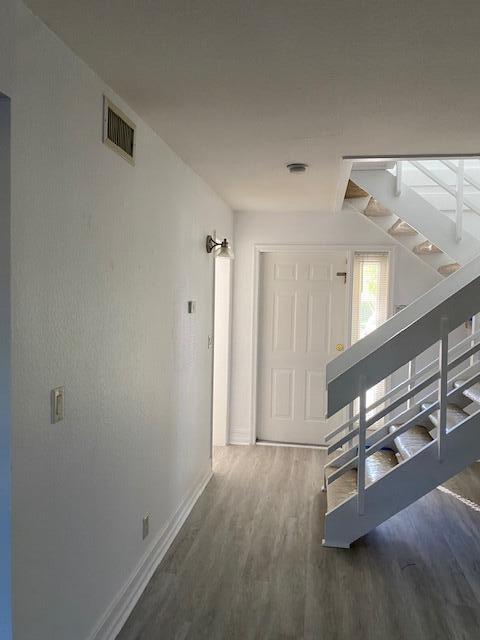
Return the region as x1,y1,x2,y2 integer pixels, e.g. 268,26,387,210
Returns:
257,251,348,445
272,292,297,351
306,292,330,353
271,369,295,419
305,370,325,421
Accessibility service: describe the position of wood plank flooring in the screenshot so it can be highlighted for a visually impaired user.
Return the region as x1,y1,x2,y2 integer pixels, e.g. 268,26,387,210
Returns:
117,445,480,640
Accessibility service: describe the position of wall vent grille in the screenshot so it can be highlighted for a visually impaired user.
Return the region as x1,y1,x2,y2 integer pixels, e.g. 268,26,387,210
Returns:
103,97,136,165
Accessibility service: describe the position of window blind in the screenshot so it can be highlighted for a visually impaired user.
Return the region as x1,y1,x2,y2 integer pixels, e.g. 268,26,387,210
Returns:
351,252,390,344
351,252,390,420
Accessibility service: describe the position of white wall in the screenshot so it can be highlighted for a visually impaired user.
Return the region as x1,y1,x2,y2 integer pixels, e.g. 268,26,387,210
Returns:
0,4,13,636
5,2,233,639
0,0,13,97
0,96,12,640
229,208,440,443
212,259,232,447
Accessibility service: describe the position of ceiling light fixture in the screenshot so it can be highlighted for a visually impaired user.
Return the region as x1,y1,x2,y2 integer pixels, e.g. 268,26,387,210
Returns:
287,162,308,174
206,235,234,259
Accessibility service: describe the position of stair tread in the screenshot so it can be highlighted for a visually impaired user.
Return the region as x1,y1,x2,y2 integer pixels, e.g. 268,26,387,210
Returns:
345,179,369,199
438,262,460,276
413,241,442,255
388,219,417,236
454,380,480,403
326,469,357,512
390,424,433,459
363,197,390,217
424,403,468,429
365,449,398,484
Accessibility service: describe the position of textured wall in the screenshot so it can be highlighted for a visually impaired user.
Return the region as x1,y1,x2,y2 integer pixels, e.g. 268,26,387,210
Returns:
0,96,12,640
229,209,440,442
0,3,13,636
8,2,232,639
212,259,232,446
0,0,13,97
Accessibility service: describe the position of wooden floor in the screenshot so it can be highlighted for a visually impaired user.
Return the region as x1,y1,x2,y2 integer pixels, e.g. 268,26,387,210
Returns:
117,445,480,640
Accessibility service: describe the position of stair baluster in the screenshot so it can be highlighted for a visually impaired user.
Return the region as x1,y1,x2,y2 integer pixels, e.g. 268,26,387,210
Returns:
456,160,464,242
357,375,367,515
438,317,449,460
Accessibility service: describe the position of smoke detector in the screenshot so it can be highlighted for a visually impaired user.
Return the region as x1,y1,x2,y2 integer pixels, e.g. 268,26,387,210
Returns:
287,163,308,174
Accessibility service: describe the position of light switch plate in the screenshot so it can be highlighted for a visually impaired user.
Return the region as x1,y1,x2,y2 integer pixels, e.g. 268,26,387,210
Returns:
51,386,65,423
188,300,196,314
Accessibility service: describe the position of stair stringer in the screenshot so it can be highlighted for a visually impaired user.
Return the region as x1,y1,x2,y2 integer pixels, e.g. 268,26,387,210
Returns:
323,410,480,548
351,169,480,265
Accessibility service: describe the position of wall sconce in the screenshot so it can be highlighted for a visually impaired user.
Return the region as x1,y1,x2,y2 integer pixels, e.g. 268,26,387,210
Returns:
206,235,234,259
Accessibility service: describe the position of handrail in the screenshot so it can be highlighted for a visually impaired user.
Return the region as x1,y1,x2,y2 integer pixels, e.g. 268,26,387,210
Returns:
456,160,464,242
324,327,480,442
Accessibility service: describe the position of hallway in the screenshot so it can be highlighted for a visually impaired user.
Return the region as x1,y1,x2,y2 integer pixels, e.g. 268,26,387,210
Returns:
117,446,480,640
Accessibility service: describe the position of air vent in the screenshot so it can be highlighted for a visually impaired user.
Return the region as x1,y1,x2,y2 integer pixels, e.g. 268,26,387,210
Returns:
103,96,136,165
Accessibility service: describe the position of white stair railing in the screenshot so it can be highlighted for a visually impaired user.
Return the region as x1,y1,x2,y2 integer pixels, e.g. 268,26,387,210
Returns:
325,326,480,445
325,310,480,509
395,158,480,243
456,160,464,243
327,257,480,417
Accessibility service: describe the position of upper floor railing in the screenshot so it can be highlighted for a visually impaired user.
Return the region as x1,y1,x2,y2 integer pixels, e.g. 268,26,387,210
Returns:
395,158,480,243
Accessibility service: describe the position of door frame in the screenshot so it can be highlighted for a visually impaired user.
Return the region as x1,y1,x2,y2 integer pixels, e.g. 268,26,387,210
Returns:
250,244,396,446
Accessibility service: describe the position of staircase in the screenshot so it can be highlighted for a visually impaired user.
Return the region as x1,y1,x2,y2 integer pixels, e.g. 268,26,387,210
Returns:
346,162,480,277
323,161,480,548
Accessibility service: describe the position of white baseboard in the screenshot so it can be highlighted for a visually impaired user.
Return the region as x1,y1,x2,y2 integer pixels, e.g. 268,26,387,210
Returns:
256,440,327,449
87,467,213,640
229,425,251,445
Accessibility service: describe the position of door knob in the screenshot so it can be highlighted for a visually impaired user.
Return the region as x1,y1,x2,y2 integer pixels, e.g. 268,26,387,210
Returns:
336,344,344,352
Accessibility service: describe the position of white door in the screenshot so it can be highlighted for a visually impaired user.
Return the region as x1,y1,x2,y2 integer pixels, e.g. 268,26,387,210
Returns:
257,251,348,445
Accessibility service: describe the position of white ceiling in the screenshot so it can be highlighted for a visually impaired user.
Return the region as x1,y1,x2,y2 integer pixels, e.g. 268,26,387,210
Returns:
25,0,480,212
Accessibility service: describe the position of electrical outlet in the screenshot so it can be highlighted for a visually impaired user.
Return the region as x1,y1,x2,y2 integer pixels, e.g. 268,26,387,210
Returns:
142,514,150,540
51,386,65,423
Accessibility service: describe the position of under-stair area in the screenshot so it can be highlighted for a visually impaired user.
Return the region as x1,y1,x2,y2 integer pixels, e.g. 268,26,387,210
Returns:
323,158,480,548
